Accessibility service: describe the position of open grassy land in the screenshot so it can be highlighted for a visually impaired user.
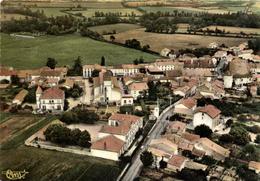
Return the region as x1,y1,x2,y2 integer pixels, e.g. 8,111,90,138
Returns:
0,115,52,149
30,7,68,17
1,33,159,69
89,23,143,35
2,1,124,8
139,6,231,14
67,8,143,17
202,26,260,35
0,113,11,124
0,114,120,181
0,13,28,21
105,28,250,52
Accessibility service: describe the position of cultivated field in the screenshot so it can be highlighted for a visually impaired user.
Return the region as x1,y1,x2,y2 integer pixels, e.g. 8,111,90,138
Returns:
2,1,124,8
67,8,142,17
1,33,159,69
0,115,43,144
202,26,260,35
139,6,231,14
105,28,250,52
0,13,28,21
30,7,68,17
0,146,120,181
89,23,142,35
0,114,120,181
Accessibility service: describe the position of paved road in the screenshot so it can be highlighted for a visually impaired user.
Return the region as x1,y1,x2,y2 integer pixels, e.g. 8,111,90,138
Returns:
121,99,182,181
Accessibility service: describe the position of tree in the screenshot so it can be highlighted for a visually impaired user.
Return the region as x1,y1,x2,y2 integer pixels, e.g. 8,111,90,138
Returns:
70,128,81,145
219,134,234,143
46,58,57,69
60,111,77,124
68,56,83,76
25,86,37,103
237,164,259,181
248,38,260,53
78,130,91,148
255,134,260,144
159,158,167,169
225,119,233,127
194,124,212,138
11,75,20,85
100,56,106,66
91,69,100,77
110,35,115,42
140,151,154,167
64,99,69,111
200,155,217,166
230,125,251,145
177,168,207,181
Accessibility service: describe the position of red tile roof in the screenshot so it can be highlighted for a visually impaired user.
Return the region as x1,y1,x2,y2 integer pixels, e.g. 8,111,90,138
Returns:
109,113,141,123
0,67,17,76
169,121,186,132
128,82,148,91
168,155,187,169
182,132,200,142
196,105,221,119
180,98,197,109
100,114,142,135
40,87,64,99
91,135,124,153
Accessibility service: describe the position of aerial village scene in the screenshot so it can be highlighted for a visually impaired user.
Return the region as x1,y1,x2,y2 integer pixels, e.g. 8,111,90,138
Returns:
0,0,260,181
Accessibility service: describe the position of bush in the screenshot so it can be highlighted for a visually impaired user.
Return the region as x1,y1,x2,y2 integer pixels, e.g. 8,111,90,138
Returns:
44,124,91,148
0,79,10,84
230,124,251,145
120,105,134,114
255,134,260,144
194,124,212,138
60,108,99,124
219,134,234,143
140,151,154,167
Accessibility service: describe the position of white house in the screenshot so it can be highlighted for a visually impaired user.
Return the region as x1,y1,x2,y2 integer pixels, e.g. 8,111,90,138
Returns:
194,138,230,161
174,97,197,118
121,95,134,106
36,86,65,113
98,113,143,150
193,105,221,130
91,135,125,161
128,82,148,100
83,64,103,78
90,72,122,104
148,138,178,166
109,64,140,76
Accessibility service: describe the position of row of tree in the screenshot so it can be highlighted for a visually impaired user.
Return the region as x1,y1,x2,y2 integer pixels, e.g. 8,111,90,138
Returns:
60,107,99,124
44,124,91,148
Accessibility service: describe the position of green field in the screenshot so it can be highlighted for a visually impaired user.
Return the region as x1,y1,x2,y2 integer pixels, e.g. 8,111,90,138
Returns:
1,33,159,69
30,7,68,17
89,23,142,35
68,8,143,17
0,115,121,181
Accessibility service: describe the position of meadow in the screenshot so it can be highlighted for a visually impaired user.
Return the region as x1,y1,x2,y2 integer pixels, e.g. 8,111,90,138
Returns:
67,8,143,18
0,114,120,181
89,23,142,35
1,33,159,69
139,6,231,14
0,13,28,21
30,7,68,17
202,26,260,35
105,28,250,52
